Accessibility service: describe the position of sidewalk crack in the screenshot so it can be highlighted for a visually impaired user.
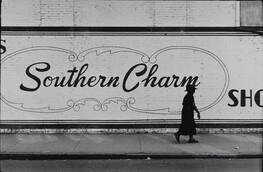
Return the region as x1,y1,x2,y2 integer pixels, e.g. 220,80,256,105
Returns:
198,141,209,156
241,134,261,147
138,134,142,153
72,134,84,152
1,137,22,152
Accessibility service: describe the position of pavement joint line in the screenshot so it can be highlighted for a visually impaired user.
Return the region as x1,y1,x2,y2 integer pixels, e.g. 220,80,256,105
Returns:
197,142,209,156
72,134,85,152
242,134,262,148
1,137,21,152
138,134,142,153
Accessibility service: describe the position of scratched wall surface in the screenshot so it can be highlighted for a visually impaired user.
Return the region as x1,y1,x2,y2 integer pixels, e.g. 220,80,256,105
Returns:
2,0,240,27
241,1,263,26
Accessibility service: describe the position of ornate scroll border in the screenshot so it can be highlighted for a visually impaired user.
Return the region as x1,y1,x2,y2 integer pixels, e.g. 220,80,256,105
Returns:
1,46,229,114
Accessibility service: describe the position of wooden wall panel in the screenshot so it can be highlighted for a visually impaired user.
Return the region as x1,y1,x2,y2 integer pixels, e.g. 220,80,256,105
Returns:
2,0,240,27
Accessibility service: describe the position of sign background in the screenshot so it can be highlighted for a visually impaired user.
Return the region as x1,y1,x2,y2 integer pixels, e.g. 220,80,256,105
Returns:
1,35,262,121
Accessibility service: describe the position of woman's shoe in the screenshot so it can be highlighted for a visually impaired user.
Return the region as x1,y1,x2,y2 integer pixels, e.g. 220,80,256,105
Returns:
188,139,198,143
174,133,180,143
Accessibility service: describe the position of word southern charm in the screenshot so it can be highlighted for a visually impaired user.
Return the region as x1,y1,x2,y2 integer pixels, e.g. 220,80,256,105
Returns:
20,62,200,92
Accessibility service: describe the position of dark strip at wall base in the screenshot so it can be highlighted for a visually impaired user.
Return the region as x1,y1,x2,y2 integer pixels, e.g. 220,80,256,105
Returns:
1,27,263,36
0,123,262,129
1,26,263,32
1,119,262,129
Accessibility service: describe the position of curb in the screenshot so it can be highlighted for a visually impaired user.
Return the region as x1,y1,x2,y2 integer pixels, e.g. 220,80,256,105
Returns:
1,153,262,160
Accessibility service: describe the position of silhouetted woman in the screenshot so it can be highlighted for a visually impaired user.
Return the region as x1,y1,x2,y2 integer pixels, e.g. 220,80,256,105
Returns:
175,85,200,143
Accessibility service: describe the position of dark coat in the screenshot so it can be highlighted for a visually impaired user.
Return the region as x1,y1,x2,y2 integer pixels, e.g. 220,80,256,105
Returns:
178,93,197,135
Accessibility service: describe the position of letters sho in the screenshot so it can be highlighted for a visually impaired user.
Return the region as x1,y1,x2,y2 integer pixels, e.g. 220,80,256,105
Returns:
20,62,200,92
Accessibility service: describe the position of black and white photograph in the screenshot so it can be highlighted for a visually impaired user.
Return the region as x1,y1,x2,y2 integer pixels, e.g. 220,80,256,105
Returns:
0,0,262,171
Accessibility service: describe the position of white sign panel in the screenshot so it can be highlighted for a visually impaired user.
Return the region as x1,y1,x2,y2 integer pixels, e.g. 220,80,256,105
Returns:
1,36,262,121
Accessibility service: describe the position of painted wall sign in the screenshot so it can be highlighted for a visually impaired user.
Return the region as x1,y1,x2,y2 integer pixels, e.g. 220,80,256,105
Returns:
1,36,262,121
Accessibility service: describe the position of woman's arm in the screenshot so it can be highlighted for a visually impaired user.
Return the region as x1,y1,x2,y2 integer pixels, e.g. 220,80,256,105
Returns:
192,102,201,119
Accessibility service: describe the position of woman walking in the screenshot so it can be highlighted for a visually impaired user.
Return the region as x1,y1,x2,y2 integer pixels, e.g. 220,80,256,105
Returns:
175,85,200,143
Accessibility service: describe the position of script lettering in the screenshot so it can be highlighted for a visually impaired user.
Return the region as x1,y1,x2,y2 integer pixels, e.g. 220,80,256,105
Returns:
20,62,200,92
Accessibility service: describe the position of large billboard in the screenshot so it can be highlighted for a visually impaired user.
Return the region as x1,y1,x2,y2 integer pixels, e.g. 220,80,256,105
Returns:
1,35,262,122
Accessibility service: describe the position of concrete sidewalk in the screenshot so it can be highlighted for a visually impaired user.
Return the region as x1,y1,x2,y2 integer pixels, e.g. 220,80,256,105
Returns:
0,133,262,159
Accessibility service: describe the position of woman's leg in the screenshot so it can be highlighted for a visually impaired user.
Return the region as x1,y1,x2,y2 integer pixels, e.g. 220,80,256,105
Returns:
174,131,180,143
188,135,198,143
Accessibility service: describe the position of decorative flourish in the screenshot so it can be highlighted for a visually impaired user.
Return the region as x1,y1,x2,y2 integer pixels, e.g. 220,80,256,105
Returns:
66,97,176,115
101,97,128,111
68,98,101,112
0,96,73,113
126,97,181,115
68,97,129,112
78,46,150,63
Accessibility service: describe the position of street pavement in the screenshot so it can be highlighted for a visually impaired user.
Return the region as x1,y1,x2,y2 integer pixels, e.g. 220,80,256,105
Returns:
1,159,262,172
0,133,262,159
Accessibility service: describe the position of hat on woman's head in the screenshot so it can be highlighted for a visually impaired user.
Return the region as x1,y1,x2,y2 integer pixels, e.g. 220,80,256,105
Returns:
185,85,197,92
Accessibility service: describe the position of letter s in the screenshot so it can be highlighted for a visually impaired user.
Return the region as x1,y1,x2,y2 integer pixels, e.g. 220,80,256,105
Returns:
20,62,50,92
1,39,7,54
228,89,239,107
